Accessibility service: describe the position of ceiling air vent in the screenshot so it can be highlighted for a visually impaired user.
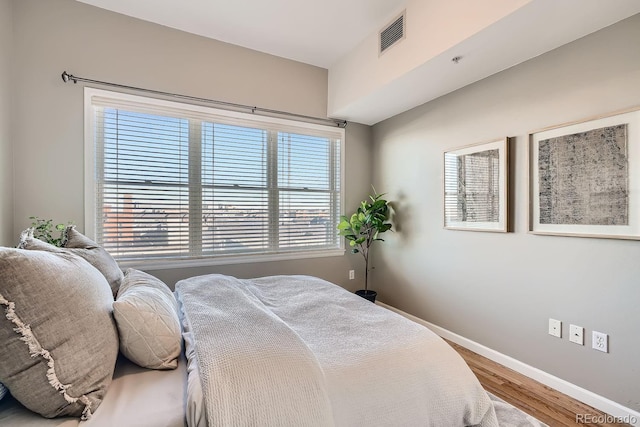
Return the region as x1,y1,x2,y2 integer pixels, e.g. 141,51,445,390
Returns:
379,11,405,55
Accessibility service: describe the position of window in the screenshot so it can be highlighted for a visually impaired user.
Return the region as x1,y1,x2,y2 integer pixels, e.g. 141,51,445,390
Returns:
85,89,344,267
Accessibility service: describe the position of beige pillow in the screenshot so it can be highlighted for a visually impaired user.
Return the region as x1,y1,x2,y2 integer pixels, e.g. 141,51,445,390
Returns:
0,247,119,419
18,227,123,297
113,269,182,370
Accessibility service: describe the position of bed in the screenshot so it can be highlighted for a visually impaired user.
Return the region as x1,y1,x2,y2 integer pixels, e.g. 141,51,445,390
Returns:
176,274,498,427
0,230,499,426
0,273,498,427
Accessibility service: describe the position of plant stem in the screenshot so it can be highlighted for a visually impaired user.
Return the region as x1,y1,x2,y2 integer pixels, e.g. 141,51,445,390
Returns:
365,257,369,292
363,246,369,292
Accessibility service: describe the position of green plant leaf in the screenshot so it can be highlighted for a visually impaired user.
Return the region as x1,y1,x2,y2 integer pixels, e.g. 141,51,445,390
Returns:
371,199,387,210
337,221,351,231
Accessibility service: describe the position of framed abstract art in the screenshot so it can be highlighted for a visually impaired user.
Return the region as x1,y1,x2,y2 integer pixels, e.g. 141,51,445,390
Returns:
444,138,509,232
529,107,640,239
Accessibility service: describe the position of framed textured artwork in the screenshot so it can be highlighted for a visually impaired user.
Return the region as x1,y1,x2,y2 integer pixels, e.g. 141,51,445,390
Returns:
444,138,509,232
529,107,640,239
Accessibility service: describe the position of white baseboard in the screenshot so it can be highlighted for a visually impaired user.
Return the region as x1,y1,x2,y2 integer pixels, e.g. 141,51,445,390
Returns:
377,301,640,427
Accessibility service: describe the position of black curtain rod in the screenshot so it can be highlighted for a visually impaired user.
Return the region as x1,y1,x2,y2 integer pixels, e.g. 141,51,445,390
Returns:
60,71,347,128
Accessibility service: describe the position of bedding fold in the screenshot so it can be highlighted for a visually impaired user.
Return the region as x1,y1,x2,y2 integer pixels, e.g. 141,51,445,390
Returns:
176,275,334,427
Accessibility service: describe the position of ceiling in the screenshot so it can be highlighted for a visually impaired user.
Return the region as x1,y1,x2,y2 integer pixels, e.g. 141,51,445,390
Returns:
75,0,407,68
328,0,640,125
76,0,640,125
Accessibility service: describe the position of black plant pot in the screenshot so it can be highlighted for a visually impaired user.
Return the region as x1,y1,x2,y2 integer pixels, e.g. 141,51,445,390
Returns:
355,289,377,303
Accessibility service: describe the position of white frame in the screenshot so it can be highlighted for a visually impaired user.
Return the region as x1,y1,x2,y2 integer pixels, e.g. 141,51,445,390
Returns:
443,138,509,233
84,87,346,270
529,107,640,239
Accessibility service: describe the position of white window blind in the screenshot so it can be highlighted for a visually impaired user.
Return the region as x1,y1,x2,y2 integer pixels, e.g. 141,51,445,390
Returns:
85,88,344,265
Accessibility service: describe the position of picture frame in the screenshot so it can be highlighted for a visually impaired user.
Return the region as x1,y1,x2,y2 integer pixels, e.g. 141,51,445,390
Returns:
528,107,640,239
444,138,509,232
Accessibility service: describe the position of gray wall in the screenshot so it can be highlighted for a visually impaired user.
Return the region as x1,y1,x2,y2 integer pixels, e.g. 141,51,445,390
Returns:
0,0,13,246
371,14,640,411
7,0,372,289
9,0,635,412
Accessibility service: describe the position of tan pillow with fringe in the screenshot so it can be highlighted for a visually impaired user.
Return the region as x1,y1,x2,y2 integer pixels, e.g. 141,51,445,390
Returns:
0,247,118,419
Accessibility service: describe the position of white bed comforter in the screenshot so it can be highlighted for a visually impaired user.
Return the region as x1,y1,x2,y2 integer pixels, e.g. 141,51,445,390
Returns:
175,274,498,427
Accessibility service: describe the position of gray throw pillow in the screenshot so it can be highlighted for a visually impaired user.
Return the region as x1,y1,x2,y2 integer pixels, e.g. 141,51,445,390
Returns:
0,247,119,419
61,226,123,297
18,226,123,297
113,269,182,370
0,383,7,401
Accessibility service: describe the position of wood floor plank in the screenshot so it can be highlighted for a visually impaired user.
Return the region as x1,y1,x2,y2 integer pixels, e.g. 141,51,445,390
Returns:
447,340,632,427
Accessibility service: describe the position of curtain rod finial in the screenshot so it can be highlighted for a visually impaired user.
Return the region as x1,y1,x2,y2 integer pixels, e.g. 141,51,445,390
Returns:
61,71,77,84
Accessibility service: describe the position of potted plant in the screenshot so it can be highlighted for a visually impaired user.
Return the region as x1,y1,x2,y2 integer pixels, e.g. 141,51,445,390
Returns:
28,216,71,247
338,190,392,302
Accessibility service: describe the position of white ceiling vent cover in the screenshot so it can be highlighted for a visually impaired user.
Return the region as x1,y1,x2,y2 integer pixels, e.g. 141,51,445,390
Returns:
379,11,405,55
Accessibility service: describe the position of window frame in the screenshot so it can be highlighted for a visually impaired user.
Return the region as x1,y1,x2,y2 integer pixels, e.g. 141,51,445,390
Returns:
84,88,345,270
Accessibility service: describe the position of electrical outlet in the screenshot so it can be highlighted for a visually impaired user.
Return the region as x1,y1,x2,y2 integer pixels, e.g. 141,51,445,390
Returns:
548,318,562,338
569,324,584,345
592,331,608,353
349,270,355,280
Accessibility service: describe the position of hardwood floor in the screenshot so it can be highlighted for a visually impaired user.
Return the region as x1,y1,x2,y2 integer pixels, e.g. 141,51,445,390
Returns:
448,341,632,427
